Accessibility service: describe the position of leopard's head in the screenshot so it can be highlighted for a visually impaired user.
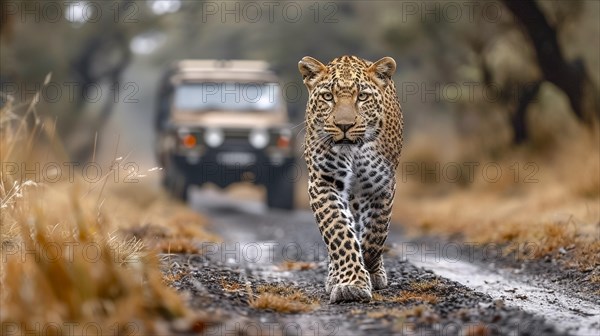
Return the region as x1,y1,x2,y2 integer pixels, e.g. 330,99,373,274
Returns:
298,55,396,145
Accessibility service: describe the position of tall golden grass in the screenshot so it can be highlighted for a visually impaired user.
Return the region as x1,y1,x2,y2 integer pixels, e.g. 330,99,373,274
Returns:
0,81,215,333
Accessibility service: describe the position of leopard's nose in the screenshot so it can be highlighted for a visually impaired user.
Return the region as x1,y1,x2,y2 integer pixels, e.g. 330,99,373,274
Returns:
335,123,354,133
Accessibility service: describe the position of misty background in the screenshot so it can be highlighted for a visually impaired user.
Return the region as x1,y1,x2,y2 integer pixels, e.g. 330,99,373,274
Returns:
1,0,598,200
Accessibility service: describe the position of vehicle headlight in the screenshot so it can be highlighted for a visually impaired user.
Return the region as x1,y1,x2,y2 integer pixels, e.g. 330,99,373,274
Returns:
249,129,269,149
204,128,224,148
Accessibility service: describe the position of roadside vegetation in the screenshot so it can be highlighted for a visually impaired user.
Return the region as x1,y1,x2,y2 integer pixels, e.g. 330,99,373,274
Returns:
393,126,599,273
373,279,444,305
248,284,320,314
0,89,218,334
218,277,320,314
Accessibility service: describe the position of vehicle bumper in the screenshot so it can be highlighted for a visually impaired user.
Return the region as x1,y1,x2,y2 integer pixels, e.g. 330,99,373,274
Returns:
169,148,296,188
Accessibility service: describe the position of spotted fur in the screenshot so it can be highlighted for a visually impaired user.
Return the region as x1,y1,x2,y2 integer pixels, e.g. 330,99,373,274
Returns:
298,55,404,303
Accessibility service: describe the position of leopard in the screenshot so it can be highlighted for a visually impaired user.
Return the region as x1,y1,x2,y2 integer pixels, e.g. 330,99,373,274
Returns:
298,55,403,303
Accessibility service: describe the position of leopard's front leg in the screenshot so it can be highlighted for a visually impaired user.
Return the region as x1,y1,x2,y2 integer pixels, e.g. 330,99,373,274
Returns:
360,190,394,290
307,160,372,303
352,156,396,290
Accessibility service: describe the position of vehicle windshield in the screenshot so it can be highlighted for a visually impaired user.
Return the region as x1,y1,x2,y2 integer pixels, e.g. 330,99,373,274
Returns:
173,82,280,112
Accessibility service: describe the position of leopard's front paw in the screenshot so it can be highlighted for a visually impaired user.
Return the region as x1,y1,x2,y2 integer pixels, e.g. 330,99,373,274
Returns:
329,283,372,303
370,268,388,290
325,275,337,294
325,266,339,294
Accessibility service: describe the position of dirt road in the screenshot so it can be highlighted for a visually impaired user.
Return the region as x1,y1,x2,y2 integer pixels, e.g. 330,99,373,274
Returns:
162,190,599,336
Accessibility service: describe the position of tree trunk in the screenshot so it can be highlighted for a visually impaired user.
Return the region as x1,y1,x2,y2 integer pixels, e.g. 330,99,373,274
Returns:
511,81,542,144
502,0,600,125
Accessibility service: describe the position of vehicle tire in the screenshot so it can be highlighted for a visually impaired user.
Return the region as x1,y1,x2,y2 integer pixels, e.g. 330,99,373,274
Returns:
163,165,189,202
266,166,295,210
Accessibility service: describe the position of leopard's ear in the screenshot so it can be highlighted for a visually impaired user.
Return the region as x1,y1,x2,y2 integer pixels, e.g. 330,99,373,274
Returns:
368,57,396,88
298,56,326,90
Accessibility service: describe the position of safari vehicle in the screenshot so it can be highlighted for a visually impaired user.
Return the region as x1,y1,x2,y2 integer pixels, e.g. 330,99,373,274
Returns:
155,60,295,209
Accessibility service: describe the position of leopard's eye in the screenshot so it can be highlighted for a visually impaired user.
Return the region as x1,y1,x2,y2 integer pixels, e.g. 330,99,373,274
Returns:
322,92,333,101
357,92,369,101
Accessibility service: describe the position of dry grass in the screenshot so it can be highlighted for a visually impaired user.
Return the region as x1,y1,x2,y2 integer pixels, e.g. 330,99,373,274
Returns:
120,205,220,254
0,81,217,333
373,280,442,305
359,305,439,334
220,278,244,293
462,323,492,336
366,308,410,319
393,129,600,271
365,304,438,332
589,274,600,284
409,279,442,293
1,225,191,334
248,284,320,313
163,270,190,286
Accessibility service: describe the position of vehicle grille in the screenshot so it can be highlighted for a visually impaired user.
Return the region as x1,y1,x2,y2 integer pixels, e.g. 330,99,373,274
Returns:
223,129,250,139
